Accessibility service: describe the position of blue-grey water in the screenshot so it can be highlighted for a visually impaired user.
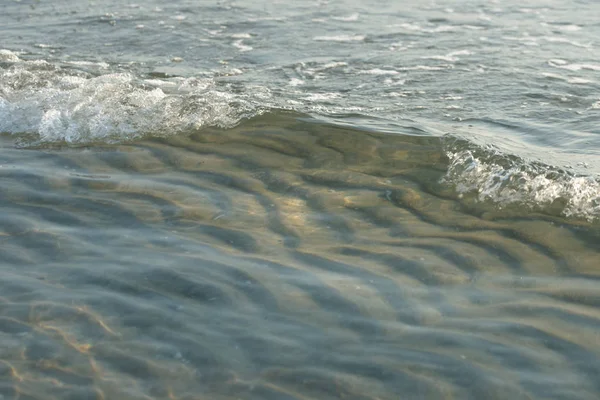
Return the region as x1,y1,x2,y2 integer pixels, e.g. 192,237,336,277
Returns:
1,1,600,399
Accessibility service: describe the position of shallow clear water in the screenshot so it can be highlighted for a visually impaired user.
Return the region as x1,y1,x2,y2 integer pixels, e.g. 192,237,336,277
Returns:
1,1,600,399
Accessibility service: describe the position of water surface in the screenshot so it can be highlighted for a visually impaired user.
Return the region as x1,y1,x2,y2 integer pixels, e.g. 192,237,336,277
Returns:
1,1,600,399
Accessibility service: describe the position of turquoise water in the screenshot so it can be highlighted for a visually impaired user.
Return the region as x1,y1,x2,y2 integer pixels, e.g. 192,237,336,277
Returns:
1,1,600,399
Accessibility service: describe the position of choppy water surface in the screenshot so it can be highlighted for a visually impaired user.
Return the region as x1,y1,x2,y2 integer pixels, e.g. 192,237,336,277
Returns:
1,0,600,399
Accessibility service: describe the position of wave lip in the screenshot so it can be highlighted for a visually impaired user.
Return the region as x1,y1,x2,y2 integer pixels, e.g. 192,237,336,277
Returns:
442,136,600,221
0,52,263,145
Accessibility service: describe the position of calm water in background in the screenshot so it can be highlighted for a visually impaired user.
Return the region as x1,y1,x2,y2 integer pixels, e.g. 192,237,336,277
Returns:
1,0,600,399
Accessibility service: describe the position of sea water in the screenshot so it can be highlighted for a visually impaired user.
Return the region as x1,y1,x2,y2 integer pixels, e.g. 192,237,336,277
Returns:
1,1,600,399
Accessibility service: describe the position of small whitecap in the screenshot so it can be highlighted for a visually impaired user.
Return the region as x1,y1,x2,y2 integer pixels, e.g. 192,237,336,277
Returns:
518,8,539,14
425,50,472,62
463,25,485,30
444,139,600,221
424,25,457,33
331,13,359,22
289,78,304,86
396,23,421,31
422,55,456,62
321,62,347,69
559,63,600,72
304,92,341,101
383,78,405,86
398,65,450,71
387,91,407,97
225,68,243,76
567,77,593,84
231,33,252,39
443,95,463,100
0,49,21,62
361,68,400,75
448,50,472,57
313,35,365,42
66,61,110,69
144,79,177,87
232,40,253,52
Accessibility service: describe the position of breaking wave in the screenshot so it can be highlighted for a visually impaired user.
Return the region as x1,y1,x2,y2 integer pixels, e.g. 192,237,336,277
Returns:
442,135,600,221
0,50,264,145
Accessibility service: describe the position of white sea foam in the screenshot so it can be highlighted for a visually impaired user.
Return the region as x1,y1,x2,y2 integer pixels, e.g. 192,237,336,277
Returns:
398,65,451,71
331,13,360,22
443,137,600,221
548,60,600,71
288,78,305,86
541,22,581,32
232,40,253,52
360,68,400,75
0,49,21,62
65,60,110,69
231,33,252,39
560,64,600,72
0,56,262,145
303,92,341,102
423,25,458,33
320,62,348,69
313,35,365,42
423,50,471,63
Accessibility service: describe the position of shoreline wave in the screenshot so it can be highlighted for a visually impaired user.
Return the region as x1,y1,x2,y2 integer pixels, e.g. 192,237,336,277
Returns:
0,50,265,145
2,49,600,222
442,135,600,222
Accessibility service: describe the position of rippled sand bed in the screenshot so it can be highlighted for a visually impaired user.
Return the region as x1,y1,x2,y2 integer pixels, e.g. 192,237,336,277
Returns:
1,114,600,399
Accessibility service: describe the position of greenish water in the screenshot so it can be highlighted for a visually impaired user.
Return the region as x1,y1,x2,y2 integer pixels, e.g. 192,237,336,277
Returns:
1,1,600,399
2,114,600,399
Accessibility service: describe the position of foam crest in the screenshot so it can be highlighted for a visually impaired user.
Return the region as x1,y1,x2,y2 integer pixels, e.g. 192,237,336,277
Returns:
0,55,261,145
442,136,600,221
0,49,21,62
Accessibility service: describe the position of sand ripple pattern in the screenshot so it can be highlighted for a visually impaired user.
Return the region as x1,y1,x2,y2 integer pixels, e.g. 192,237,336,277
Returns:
1,113,600,399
